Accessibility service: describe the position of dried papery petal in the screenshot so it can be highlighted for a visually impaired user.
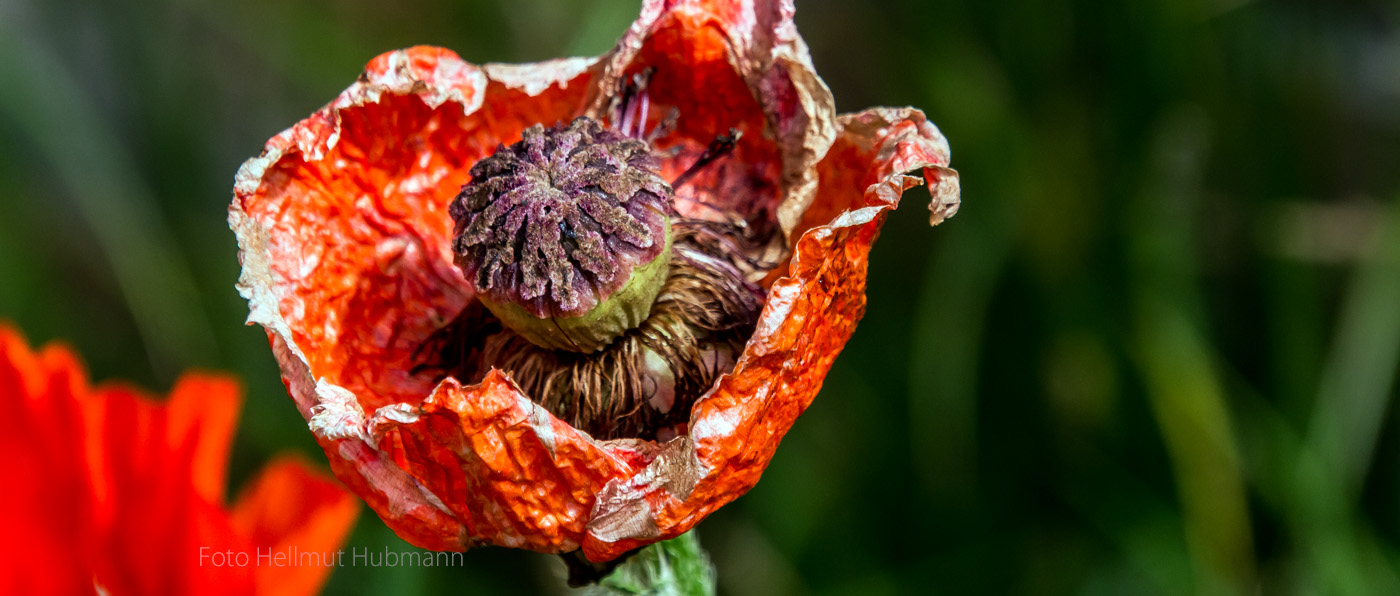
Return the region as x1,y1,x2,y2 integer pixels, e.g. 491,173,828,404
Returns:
232,46,574,550
588,0,835,240
231,0,958,562
583,106,956,560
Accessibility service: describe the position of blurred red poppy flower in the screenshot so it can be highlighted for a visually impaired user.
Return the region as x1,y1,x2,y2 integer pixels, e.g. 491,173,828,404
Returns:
0,324,359,596
230,0,958,562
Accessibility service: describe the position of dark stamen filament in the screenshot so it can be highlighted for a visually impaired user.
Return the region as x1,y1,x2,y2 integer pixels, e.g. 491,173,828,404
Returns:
615,67,656,139
672,129,742,188
646,108,679,144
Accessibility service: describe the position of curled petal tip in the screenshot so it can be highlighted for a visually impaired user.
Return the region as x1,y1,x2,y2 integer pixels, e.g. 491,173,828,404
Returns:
928,166,962,226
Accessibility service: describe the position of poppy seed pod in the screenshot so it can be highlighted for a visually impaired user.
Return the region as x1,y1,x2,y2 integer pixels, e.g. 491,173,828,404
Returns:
230,0,959,562
450,118,674,353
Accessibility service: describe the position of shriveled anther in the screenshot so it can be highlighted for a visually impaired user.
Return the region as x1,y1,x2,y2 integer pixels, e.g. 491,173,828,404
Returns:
672,128,743,188
449,117,674,352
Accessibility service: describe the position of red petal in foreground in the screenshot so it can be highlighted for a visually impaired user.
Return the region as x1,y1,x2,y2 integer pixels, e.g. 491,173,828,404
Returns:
0,324,360,596
232,456,364,596
231,0,958,561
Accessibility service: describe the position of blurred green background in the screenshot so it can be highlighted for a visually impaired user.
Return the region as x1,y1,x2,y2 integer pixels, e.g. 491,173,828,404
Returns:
2,0,1399,594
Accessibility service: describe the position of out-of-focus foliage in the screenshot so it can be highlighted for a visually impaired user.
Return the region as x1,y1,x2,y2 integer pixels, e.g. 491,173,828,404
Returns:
1,0,1398,594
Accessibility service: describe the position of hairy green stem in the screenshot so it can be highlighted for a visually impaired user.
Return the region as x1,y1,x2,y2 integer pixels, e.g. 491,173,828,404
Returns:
581,532,715,596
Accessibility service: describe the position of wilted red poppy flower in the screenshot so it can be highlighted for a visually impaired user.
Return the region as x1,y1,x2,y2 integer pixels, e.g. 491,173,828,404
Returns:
230,0,958,562
0,324,359,596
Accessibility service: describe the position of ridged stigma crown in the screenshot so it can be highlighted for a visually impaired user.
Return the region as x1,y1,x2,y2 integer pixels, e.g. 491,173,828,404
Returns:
449,117,673,352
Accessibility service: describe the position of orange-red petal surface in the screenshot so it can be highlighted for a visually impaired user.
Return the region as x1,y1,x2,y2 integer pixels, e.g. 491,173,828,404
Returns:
586,106,959,559
0,324,360,596
0,326,90,595
231,0,958,562
232,455,361,596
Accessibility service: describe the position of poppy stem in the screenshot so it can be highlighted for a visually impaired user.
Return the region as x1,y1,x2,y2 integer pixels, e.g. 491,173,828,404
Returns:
565,530,716,594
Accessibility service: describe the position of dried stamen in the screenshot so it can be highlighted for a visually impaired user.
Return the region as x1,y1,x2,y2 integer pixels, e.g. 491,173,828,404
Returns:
672,129,742,188
425,220,766,440
478,221,764,439
645,107,680,144
612,67,656,139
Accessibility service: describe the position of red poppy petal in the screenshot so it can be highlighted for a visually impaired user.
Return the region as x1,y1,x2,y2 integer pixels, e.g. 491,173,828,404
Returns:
83,378,272,596
369,371,651,553
230,455,360,596
232,46,598,548
792,107,960,241
0,326,90,595
164,374,243,505
282,334,472,552
232,46,594,417
581,107,957,560
0,323,362,596
592,0,836,238
231,3,958,562
354,0,845,553
313,106,955,563
84,384,209,594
